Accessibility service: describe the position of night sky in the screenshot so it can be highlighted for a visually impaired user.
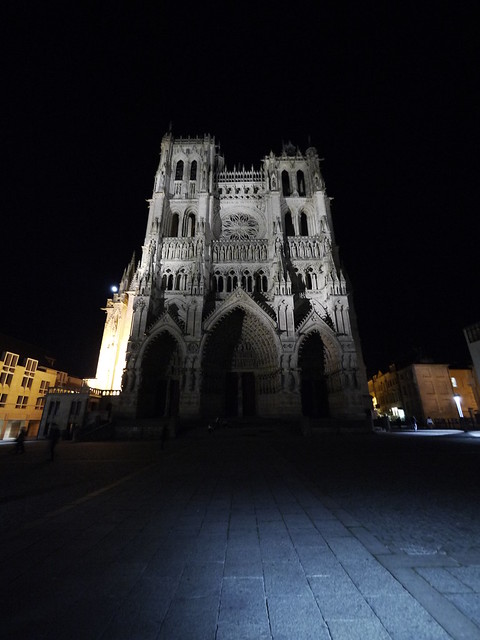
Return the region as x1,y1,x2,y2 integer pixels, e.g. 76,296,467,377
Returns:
3,2,479,378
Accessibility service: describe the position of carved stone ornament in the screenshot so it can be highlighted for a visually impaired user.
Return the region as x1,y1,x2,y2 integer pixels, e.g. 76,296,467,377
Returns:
222,213,259,240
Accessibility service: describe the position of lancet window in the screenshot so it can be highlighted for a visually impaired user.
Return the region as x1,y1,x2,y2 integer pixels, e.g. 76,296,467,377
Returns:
285,211,295,237
190,161,197,180
171,213,179,237
300,211,309,236
175,160,184,180
297,170,306,196
282,170,291,196
183,212,196,237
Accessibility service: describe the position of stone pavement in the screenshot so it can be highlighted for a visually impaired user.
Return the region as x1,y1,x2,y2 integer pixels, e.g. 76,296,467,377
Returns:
1,427,480,639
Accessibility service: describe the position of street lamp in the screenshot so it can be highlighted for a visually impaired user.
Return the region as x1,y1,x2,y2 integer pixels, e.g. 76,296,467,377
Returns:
453,393,464,418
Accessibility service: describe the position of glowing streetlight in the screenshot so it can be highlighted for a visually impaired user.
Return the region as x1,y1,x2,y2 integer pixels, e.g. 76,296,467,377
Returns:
110,285,118,293
453,393,464,418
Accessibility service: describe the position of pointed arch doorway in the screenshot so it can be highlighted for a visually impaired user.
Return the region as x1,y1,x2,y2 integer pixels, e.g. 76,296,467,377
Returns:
137,332,182,419
299,332,330,417
201,307,278,418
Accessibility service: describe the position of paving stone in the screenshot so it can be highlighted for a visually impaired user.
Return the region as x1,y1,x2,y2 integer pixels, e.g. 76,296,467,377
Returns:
416,567,474,594
314,520,351,537
326,617,391,640
342,558,407,597
367,593,456,640
174,561,224,599
447,593,480,627
326,535,373,561
297,547,343,576
450,566,480,592
267,593,331,639
217,576,270,635
263,560,309,597
157,595,220,640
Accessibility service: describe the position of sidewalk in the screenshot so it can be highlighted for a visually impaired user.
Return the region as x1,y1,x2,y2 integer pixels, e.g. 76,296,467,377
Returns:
1,427,479,639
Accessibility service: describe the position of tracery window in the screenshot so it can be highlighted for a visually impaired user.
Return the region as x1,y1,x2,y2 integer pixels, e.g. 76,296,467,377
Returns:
222,213,259,240
175,160,184,180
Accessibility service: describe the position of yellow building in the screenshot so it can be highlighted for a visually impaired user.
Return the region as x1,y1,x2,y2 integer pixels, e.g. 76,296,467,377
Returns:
0,336,82,440
369,363,480,427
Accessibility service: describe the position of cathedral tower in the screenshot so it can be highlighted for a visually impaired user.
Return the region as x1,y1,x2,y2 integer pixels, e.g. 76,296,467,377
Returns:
89,133,370,427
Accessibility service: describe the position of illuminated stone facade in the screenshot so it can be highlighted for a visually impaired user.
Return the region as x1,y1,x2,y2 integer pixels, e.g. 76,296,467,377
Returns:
90,133,369,426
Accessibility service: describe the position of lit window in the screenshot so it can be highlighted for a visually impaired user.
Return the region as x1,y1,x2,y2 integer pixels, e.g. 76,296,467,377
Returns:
451,377,457,388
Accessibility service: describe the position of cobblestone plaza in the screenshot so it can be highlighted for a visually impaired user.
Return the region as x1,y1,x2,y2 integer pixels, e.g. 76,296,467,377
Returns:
1,428,480,639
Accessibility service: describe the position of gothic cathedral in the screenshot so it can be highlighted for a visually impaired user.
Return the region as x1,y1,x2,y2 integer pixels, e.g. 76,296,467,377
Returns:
90,132,369,427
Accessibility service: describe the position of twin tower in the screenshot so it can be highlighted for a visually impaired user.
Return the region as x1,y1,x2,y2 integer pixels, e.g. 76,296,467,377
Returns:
89,132,370,428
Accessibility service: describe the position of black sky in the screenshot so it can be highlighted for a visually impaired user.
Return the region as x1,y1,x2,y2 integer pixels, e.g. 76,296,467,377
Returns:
2,1,480,378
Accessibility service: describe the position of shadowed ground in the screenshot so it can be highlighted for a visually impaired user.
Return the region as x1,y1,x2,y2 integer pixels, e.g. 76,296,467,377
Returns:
1,426,480,639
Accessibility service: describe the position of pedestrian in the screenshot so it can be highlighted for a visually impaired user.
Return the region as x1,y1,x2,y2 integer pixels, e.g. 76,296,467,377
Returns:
15,427,26,454
426,416,434,428
411,416,418,431
49,425,60,461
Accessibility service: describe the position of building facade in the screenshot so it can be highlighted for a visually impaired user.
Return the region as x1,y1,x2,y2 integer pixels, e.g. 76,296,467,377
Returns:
464,322,480,404
0,337,82,440
89,133,369,428
369,363,480,426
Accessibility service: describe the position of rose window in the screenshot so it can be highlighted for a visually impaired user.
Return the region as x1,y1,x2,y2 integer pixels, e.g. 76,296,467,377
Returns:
222,213,259,240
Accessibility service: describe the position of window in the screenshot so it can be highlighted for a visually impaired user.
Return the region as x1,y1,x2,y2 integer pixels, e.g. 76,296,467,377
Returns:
281,170,290,196
0,372,13,386
285,211,295,237
297,170,306,196
39,380,50,395
1,352,18,386
16,396,28,409
25,358,38,374
21,376,33,389
171,213,179,237
0,393,7,407
35,397,45,410
300,212,309,236
190,160,197,180
3,352,19,369
451,377,458,388
175,160,184,180
183,212,196,237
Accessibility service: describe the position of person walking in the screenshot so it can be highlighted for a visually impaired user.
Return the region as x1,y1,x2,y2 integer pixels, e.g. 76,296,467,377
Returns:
15,427,26,454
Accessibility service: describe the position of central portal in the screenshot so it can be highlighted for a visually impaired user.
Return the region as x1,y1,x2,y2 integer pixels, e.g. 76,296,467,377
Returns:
201,305,279,419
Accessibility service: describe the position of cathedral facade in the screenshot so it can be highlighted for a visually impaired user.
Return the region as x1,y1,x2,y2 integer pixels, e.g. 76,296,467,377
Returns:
90,132,369,426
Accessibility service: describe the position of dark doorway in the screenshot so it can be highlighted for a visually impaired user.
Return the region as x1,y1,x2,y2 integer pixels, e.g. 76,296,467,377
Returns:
138,333,180,418
299,333,329,417
242,372,256,416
